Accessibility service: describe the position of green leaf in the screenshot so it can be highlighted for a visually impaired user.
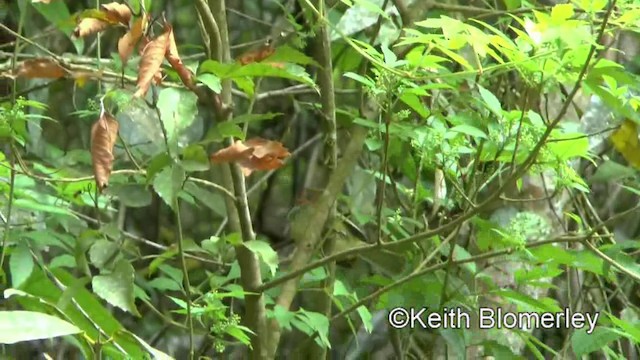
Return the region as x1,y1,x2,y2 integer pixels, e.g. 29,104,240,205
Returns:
183,182,226,217
230,112,281,125
547,133,589,160
243,240,279,276
343,72,374,88
477,85,502,116
589,160,635,183
449,124,488,139
266,45,318,66
197,73,222,93
181,144,210,172
88,240,120,269
200,60,315,87
153,163,186,208
108,184,152,207
147,277,182,291
399,93,429,118
92,259,140,316
146,153,172,184
157,88,199,154
130,333,175,360
31,1,83,54
10,244,34,288
14,198,76,218
0,311,82,344
572,327,621,357
225,324,254,346
297,309,330,348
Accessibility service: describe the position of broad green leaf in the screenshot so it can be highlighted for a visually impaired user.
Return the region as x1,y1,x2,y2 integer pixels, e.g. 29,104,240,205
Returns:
147,277,182,291
92,259,140,316
265,45,318,66
243,240,278,276
400,93,429,118
181,144,210,172
19,269,145,358
153,163,186,208
197,73,222,93
225,324,254,346
31,2,83,54
589,160,636,183
146,153,172,184
199,60,315,87
183,182,226,217
14,198,75,218
157,88,199,154
108,184,152,208
230,112,281,125
343,72,374,88
297,309,330,348
572,327,621,357
131,333,175,360
0,311,82,344
449,124,488,139
477,85,502,116
88,239,120,269
10,244,34,288
547,133,589,160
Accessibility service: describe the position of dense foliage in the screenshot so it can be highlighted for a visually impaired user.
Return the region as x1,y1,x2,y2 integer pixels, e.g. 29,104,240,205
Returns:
1,0,640,359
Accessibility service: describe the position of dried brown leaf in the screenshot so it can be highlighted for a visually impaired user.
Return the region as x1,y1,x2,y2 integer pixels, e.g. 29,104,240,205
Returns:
165,25,195,91
101,2,131,26
118,14,147,66
15,58,66,79
210,138,290,176
91,112,119,191
74,18,110,38
237,41,275,65
134,29,170,98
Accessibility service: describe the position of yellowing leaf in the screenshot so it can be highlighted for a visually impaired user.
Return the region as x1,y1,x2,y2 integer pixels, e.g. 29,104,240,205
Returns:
610,119,640,169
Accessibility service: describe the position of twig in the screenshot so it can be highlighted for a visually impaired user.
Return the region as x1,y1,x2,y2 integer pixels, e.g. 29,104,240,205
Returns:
174,198,195,360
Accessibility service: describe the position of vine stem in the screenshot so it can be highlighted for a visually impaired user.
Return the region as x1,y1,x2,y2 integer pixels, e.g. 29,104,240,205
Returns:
0,0,27,273
174,197,194,360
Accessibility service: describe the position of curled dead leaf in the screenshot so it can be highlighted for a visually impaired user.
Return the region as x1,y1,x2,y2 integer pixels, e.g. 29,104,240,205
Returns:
73,2,132,38
74,18,110,38
15,58,66,79
91,112,119,191
118,14,147,66
134,29,170,98
210,138,290,176
237,40,275,65
165,25,195,91
101,2,132,25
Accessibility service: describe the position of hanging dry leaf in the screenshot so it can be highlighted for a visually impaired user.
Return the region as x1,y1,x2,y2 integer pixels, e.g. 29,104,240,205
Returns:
118,14,147,66
15,58,66,79
91,112,119,190
100,2,131,25
74,18,110,38
237,40,275,65
210,138,290,176
134,29,170,98
73,2,132,38
165,25,195,91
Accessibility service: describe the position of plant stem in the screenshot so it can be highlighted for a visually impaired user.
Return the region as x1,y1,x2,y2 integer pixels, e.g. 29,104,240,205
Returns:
174,197,194,360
